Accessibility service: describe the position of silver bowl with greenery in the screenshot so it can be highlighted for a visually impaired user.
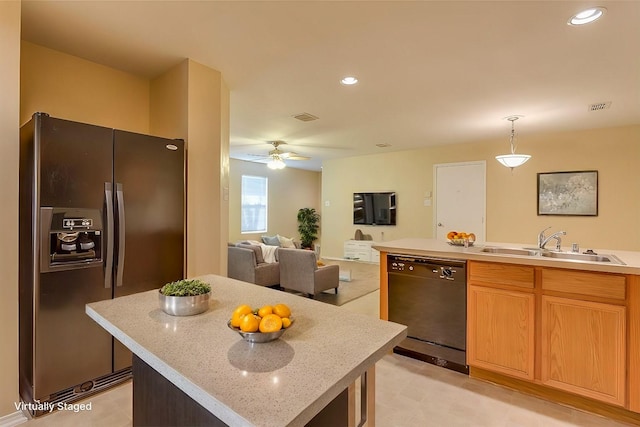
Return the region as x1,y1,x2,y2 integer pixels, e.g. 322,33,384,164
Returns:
159,279,211,316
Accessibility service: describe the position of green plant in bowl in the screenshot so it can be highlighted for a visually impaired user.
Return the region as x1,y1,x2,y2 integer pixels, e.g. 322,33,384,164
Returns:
159,279,211,316
160,279,211,296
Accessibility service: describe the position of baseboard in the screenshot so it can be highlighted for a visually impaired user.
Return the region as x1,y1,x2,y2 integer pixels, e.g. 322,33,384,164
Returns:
0,410,29,427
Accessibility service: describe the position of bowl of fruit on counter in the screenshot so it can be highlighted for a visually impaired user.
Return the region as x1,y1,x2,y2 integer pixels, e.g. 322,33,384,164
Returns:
227,303,294,343
446,231,476,246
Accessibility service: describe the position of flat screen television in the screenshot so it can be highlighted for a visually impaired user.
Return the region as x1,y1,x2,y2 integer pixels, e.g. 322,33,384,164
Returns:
353,192,397,225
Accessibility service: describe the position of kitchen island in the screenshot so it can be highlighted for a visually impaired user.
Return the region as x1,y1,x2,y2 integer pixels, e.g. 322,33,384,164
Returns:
86,274,407,427
374,238,640,426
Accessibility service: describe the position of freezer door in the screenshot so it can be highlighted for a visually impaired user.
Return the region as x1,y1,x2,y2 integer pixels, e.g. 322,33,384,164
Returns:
39,116,113,209
36,268,112,400
112,131,185,369
31,115,114,399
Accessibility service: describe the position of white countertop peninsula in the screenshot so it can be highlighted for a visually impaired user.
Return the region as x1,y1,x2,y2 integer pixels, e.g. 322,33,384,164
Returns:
374,238,640,275
86,274,407,427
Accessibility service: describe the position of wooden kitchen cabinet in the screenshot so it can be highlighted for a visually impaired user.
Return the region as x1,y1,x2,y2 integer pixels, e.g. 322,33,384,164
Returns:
468,285,535,380
541,295,626,407
541,268,627,407
468,262,630,408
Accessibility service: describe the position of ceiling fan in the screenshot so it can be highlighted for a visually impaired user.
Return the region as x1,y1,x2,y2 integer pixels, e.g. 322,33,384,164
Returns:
249,141,311,169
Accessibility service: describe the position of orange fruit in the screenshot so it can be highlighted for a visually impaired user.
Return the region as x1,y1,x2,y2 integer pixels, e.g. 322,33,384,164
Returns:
230,304,252,327
281,317,292,328
258,305,273,318
240,314,260,332
272,303,291,318
259,314,283,333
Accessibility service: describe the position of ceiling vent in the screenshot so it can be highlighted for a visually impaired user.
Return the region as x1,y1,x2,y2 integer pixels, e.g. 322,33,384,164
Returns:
588,101,612,111
292,112,319,122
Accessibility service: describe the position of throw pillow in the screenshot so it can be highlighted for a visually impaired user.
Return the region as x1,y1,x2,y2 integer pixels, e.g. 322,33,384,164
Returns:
277,234,296,249
261,235,280,246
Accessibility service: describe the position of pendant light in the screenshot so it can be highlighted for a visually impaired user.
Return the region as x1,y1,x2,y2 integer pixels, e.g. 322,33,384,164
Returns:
495,116,531,169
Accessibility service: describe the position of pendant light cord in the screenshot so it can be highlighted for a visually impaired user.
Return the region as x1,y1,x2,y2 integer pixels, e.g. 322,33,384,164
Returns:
509,117,517,155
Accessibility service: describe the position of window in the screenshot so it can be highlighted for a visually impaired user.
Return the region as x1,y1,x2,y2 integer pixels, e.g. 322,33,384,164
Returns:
241,175,268,233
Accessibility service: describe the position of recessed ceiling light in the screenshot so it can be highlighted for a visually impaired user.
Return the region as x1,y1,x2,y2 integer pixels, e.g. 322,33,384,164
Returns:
568,7,606,26
340,76,358,85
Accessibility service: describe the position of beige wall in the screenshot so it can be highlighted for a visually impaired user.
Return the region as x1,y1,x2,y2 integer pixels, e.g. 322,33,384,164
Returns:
20,41,150,133
229,159,322,247
321,125,640,258
149,61,188,139
185,60,230,276
0,1,21,417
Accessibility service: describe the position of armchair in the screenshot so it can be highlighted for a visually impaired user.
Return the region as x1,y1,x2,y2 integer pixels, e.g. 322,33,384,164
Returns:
227,244,280,287
278,248,339,298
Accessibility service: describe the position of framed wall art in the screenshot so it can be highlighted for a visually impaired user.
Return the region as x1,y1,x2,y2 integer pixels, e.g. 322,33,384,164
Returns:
537,170,598,216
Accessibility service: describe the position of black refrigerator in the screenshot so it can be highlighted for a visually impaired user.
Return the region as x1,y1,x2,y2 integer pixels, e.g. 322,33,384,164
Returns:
19,113,185,413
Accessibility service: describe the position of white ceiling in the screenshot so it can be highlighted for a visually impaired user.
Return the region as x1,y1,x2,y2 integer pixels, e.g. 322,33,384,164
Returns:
21,1,640,171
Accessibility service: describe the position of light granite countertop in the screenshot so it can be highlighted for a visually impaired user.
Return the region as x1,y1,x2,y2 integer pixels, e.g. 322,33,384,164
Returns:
373,238,640,275
86,274,407,427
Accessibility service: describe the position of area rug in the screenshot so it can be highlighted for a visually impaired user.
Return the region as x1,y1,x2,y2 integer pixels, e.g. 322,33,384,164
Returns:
282,259,380,306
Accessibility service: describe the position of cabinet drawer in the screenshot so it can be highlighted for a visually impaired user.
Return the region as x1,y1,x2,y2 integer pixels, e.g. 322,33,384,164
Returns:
542,269,626,300
345,241,372,250
468,261,534,289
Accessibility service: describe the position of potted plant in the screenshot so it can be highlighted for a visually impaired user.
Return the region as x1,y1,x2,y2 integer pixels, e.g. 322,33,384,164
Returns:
297,207,320,249
158,279,211,316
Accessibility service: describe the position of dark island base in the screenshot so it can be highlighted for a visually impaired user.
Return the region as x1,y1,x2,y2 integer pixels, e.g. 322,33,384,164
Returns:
132,355,349,426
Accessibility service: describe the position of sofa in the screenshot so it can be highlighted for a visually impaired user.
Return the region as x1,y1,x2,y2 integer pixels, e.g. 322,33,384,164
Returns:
227,243,280,287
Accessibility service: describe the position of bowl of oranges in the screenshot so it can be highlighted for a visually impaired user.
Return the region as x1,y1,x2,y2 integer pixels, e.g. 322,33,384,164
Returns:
446,231,476,246
227,303,294,343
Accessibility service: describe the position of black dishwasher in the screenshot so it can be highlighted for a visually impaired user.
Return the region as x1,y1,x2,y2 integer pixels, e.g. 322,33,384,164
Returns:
388,254,468,374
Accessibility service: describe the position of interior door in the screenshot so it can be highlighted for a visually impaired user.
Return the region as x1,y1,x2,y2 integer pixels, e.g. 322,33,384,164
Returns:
434,162,486,243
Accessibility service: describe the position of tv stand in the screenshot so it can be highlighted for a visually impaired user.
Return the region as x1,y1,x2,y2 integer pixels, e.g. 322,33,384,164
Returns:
344,240,379,263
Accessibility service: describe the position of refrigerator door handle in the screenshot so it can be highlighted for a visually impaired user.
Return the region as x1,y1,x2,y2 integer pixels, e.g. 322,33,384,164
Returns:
116,183,125,287
104,183,114,288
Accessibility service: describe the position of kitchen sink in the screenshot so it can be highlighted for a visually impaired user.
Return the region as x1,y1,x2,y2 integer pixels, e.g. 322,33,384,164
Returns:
540,251,626,265
480,247,626,265
481,247,541,256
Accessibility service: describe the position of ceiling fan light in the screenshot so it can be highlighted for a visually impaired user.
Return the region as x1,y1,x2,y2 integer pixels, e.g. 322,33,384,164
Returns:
267,157,286,170
495,154,531,168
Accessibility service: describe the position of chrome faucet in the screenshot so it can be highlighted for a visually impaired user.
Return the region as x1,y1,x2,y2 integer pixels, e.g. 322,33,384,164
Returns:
538,227,567,251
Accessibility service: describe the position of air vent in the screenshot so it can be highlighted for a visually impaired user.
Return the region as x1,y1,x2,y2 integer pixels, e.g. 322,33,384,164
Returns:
292,112,319,122
589,101,612,111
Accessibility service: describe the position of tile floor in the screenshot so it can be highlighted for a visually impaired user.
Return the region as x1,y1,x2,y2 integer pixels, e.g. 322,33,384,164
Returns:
22,281,631,427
